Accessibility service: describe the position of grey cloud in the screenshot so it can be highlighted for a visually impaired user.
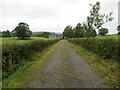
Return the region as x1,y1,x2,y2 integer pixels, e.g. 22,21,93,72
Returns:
0,0,118,34
0,2,58,19
59,0,80,5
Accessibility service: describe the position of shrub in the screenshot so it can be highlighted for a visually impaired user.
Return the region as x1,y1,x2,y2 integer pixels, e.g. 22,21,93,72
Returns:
68,38,119,60
2,39,60,79
98,28,108,36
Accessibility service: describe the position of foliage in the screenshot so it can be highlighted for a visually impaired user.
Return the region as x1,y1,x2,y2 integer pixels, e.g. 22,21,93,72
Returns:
68,38,119,61
2,39,60,79
2,40,61,88
67,40,120,88
82,22,97,37
63,2,113,38
32,33,41,37
74,23,84,38
88,2,113,30
42,32,51,38
98,28,108,36
12,22,32,39
63,25,74,38
32,32,52,38
82,2,113,37
1,30,11,37
117,25,120,35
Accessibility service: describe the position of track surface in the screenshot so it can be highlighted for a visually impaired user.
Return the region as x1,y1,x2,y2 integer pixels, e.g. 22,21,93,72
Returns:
27,40,108,88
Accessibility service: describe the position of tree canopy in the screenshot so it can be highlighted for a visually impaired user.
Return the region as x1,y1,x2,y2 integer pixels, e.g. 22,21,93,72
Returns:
98,28,108,36
84,1,113,37
13,22,32,39
74,23,84,38
2,30,11,37
117,25,120,35
63,25,74,38
63,1,113,38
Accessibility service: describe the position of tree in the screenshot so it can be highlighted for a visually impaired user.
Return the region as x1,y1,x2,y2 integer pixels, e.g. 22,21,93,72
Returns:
98,28,108,36
2,30,11,37
86,16,97,37
85,2,113,37
82,22,97,37
13,22,32,39
0,31,2,37
11,30,16,37
89,2,113,29
74,23,84,38
42,32,51,38
117,25,120,35
63,25,74,38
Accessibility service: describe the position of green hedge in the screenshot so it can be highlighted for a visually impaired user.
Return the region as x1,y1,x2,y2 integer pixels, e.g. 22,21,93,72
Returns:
68,38,119,60
2,39,60,79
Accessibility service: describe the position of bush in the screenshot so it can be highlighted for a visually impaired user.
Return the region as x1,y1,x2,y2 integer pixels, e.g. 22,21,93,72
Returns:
98,28,108,36
2,39,60,79
68,38,119,60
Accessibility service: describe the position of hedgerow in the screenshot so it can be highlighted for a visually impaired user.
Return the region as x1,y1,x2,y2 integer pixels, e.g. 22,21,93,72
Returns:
2,39,60,79
68,38,119,60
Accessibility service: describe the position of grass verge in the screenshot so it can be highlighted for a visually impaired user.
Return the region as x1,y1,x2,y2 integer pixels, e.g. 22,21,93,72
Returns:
3,40,62,88
67,40,120,88
60,41,72,73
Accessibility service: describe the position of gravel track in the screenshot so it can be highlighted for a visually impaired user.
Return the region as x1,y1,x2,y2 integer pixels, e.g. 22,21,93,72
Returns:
27,40,108,88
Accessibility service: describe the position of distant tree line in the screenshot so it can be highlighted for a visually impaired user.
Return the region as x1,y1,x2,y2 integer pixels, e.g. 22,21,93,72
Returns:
1,22,32,39
1,22,53,39
63,2,114,38
0,30,11,37
32,32,52,38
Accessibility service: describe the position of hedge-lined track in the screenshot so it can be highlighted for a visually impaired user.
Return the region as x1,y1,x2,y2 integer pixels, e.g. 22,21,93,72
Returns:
25,40,107,88
2,39,60,79
67,38,119,61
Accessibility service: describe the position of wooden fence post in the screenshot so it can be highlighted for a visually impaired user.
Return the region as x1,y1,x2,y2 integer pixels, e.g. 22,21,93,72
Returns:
8,54,13,72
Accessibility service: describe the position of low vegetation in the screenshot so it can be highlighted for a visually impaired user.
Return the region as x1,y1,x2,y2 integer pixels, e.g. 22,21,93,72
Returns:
3,40,61,88
67,37,119,60
67,40,120,88
2,37,60,79
1,1,119,88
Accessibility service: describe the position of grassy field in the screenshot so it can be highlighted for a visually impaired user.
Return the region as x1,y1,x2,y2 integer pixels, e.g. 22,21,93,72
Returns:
96,34,119,39
1,37,51,47
1,37,50,43
1,34,118,42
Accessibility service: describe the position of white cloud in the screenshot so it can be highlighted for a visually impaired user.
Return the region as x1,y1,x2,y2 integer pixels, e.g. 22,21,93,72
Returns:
0,0,119,34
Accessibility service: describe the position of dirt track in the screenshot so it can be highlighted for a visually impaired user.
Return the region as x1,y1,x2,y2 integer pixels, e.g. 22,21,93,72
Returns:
26,40,108,88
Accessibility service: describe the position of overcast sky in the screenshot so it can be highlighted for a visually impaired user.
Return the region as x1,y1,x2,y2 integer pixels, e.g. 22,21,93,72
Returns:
0,0,119,34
